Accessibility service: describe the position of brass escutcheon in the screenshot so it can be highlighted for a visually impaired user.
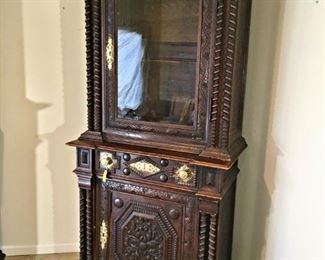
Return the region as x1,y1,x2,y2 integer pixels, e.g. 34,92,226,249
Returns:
100,152,116,183
175,165,194,183
100,220,108,250
106,36,114,71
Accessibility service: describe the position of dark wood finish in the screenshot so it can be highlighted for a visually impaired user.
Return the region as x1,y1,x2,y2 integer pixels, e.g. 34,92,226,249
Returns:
79,189,87,260
69,0,252,259
78,0,252,169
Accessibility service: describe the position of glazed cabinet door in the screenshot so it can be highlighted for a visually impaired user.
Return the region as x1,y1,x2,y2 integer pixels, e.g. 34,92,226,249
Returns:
97,180,198,260
102,0,213,151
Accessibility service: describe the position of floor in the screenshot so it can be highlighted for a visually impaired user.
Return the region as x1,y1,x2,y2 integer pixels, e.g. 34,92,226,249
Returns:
6,253,79,260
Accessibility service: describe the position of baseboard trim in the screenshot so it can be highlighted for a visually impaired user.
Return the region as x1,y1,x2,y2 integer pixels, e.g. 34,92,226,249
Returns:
1,243,79,256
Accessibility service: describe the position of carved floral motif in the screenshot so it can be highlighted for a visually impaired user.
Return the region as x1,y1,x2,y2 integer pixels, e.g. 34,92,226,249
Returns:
113,201,178,260
124,216,163,260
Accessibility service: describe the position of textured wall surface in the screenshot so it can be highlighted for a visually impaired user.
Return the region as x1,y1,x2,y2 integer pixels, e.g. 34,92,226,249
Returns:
0,0,86,255
233,1,325,260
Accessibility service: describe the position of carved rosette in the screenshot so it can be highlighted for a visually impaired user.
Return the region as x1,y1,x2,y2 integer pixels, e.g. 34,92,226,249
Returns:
112,201,178,260
124,217,164,259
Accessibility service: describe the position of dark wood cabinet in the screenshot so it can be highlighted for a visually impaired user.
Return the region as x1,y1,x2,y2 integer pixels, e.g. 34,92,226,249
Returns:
68,0,252,259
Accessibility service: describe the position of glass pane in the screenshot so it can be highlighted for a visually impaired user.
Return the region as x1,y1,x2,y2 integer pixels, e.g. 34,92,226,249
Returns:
117,0,199,125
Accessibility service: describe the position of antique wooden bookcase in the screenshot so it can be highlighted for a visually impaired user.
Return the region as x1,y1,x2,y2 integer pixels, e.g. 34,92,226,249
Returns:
68,0,252,259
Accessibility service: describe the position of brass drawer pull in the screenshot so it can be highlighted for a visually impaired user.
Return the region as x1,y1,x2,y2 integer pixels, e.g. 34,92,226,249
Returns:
100,152,117,183
175,165,194,183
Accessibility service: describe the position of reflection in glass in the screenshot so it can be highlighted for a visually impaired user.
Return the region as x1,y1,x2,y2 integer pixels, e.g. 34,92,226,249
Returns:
118,30,145,118
117,0,199,125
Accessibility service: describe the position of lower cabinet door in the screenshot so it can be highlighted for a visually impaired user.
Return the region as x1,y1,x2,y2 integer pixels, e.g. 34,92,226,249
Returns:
109,190,184,260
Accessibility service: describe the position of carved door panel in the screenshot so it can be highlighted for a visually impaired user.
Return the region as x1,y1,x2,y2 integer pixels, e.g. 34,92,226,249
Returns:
109,191,183,260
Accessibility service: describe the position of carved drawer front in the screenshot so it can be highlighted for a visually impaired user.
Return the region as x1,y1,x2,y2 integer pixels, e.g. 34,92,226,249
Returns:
109,191,183,260
97,150,197,188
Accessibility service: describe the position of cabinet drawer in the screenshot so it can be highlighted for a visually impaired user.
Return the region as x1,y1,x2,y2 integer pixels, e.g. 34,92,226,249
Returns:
97,150,198,189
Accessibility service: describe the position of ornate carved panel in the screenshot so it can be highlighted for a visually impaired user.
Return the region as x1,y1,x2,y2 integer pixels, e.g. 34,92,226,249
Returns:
110,192,180,260
123,216,164,259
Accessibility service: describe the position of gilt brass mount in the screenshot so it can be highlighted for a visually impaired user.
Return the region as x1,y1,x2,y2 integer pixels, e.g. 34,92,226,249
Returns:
175,165,194,183
106,36,114,71
100,220,108,250
129,160,161,176
100,152,117,182
100,152,114,169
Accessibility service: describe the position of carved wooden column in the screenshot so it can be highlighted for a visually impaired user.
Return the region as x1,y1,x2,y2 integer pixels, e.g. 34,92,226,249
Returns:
85,190,93,260
91,0,102,133
208,214,218,260
76,186,94,260
196,164,239,260
84,0,94,132
75,148,95,260
79,189,87,260
80,0,102,142
198,213,209,260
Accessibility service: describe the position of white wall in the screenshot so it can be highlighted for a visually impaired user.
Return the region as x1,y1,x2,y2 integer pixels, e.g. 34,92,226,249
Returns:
0,0,86,255
0,0,324,258
233,1,325,260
